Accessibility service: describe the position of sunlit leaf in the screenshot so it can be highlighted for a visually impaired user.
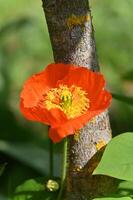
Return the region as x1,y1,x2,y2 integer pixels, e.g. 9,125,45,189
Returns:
12,178,58,200
93,132,133,182
118,180,133,197
93,197,132,200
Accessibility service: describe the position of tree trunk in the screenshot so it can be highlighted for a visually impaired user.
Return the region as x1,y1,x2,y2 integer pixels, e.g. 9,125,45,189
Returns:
42,0,116,199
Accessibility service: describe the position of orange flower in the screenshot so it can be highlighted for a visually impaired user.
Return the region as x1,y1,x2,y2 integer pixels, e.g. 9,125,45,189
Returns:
20,63,112,143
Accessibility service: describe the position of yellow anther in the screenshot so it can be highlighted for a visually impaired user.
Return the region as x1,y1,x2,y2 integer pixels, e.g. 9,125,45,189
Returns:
45,85,90,119
60,86,72,103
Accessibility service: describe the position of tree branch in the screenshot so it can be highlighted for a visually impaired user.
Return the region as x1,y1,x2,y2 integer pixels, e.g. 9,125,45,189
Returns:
42,0,117,199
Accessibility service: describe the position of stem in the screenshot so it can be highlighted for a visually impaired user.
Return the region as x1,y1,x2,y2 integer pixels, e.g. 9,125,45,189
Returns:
49,139,54,177
57,138,67,200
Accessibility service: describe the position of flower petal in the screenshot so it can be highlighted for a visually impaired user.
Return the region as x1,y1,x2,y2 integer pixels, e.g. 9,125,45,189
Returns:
48,128,64,143
90,90,112,110
44,63,76,86
20,63,74,108
20,71,50,108
61,66,105,96
48,89,112,142
20,99,67,127
49,126,74,143
20,63,112,143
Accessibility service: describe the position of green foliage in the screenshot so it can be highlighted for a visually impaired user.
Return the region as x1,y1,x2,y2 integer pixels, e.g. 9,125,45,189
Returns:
0,163,7,176
93,197,132,200
93,133,133,199
0,0,133,199
122,70,133,81
0,141,49,175
12,178,58,200
92,0,133,75
0,18,32,38
93,132,133,182
112,93,133,106
0,140,61,175
118,180,133,197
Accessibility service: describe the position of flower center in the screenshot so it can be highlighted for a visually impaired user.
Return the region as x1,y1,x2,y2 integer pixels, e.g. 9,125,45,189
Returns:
44,85,90,119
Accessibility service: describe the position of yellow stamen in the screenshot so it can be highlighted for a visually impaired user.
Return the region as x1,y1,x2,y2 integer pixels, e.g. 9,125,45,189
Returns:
44,85,90,119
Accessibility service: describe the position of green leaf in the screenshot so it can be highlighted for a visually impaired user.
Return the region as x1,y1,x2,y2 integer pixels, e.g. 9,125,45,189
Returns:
12,178,58,200
93,180,133,199
118,180,133,197
93,132,133,182
112,93,133,106
93,197,132,200
0,163,7,176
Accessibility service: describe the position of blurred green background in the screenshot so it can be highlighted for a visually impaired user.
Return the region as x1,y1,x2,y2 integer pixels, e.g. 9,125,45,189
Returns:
0,0,133,199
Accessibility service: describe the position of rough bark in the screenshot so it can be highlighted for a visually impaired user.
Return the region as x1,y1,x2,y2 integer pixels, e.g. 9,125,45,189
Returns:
42,0,116,199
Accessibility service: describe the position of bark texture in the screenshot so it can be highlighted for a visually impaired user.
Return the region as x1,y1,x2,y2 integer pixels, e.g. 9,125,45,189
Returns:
42,0,116,199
